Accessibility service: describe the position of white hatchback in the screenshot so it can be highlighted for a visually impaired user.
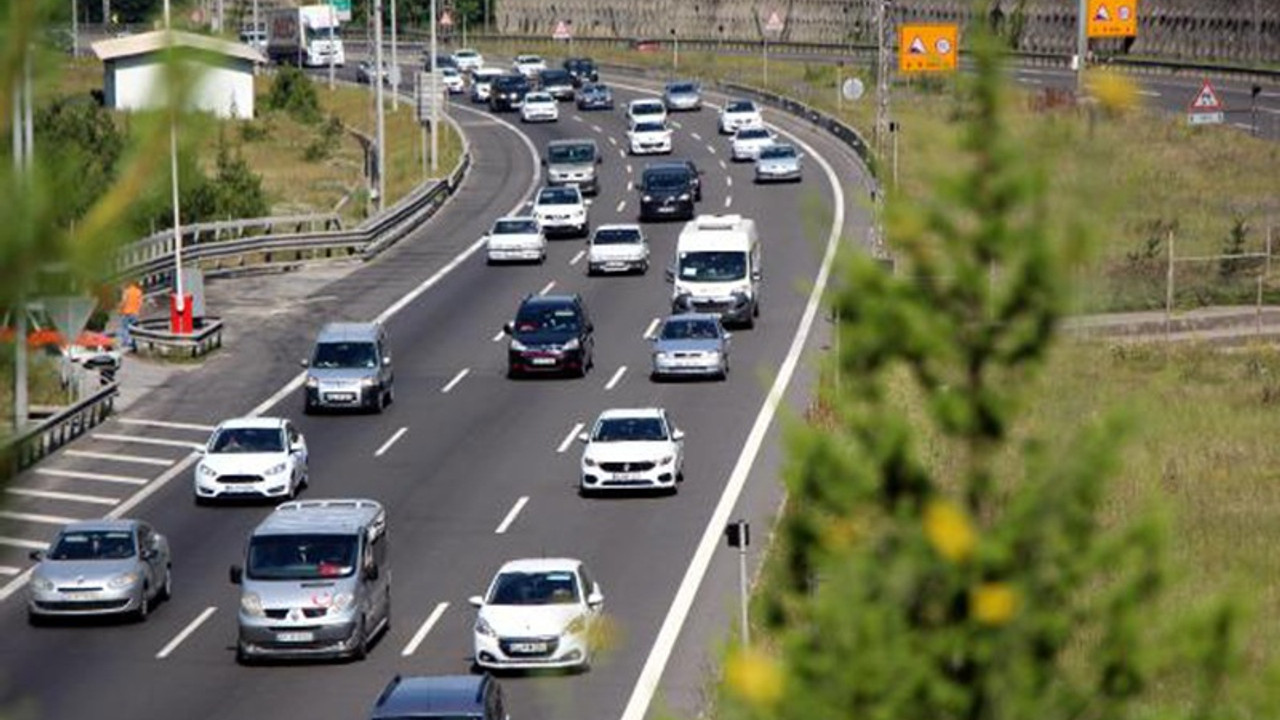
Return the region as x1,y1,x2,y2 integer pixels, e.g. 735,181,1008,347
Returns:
533,185,588,237
471,558,604,671
627,120,673,155
586,224,649,275
730,125,777,161
578,408,684,494
486,216,547,264
626,98,668,127
513,54,547,78
718,98,763,134
194,417,308,503
452,48,484,72
520,91,560,123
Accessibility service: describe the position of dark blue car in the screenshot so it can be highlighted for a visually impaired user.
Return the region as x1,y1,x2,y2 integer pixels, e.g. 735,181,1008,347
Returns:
576,82,614,111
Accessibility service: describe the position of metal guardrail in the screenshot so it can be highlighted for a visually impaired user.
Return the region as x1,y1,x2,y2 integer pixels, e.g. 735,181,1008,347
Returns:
7,381,118,474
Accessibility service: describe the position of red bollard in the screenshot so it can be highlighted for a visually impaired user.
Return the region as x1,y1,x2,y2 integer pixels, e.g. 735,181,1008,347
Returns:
169,293,194,334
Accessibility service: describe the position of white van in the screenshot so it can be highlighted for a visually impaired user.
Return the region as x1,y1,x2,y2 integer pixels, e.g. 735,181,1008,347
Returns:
668,214,761,328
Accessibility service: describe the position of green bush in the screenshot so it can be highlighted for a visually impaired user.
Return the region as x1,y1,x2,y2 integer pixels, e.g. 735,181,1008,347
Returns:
266,67,321,124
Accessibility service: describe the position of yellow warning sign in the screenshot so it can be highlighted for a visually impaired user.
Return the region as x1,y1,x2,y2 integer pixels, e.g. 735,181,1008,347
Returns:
898,24,958,73
1087,0,1137,37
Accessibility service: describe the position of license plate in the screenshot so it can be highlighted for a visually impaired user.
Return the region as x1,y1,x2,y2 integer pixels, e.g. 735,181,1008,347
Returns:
613,472,640,481
276,631,314,643
63,591,95,601
326,393,355,402
510,642,548,653
530,357,556,366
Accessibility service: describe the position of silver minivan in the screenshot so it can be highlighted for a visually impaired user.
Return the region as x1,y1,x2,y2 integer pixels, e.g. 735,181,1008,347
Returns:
230,498,391,663
303,322,394,413
544,139,601,195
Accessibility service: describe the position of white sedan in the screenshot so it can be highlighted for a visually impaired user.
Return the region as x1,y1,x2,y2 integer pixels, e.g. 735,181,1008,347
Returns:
578,408,685,495
730,125,777,161
521,91,560,123
439,66,465,94
471,557,604,671
626,98,668,127
193,417,308,503
513,54,547,78
452,48,484,72
486,216,547,264
718,98,763,134
533,185,589,237
586,224,648,275
627,121,673,155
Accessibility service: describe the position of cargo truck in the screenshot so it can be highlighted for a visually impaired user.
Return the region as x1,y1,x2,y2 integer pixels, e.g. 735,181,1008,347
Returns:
267,5,345,67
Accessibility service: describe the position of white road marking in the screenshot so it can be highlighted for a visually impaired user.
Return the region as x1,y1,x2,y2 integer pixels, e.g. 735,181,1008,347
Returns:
118,418,215,432
0,537,47,550
375,427,409,456
706,145,716,154
570,249,586,266
643,317,661,339
0,510,77,526
401,602,450,656
690,131,702,140
617,200,627,213
1260,107,1280,116
539,281,556,296
35,468,147,485
619,148,626,158
1137,90,1161,97
492,329,506,342
156,606,218,659
585,198,594,207
64,450,172,467
0,566,20,577
573,115,584,122
626,180,634,191
441,368,471,394
557,422,585,453
726,176,733,187
92,433,203,450
495,496,530,534
672,121,683,129
625,164,633,174
7,488,119,506
591,124,603,133
608,136,618,146
724,195,733,208
605,366,628,391
718,159,727,170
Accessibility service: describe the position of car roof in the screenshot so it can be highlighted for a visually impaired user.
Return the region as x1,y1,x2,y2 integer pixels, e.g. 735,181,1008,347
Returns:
253,498,385,537
56,518,140,534
597,407,665,420
526,92,553,100
316,322,381,343
473,67,504,76
494,215,539,225
373,675,489,719
644,162,692,174
454,48,480,55
662,313,721,324
630,98,664,107
548,138,598,148
496,557,583,574
215,416,287,430
519,294,580,309
594,224,642,233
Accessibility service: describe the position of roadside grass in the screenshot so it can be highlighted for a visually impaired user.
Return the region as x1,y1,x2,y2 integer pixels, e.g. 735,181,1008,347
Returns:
0,352,80,433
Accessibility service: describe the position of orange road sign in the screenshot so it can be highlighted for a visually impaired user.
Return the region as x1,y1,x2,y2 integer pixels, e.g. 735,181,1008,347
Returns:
1087,0,1137,37
898,24,958,73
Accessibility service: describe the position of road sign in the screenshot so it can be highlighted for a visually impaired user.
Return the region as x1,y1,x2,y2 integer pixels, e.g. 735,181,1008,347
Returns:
439,10,453,28
898,24,959,73
1087,0,1137,38
330,0,352,23
553,19,572,40
764,10,784,34
1186,78,1225,125
416,73,447,125
841,77,865,101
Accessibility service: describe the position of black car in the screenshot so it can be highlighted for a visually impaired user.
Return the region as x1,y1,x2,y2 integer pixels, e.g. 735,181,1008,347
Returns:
576,82,614,111
372,675,506,720
563,57,598,86
638,162,697,221
504,294,595,377
489,75,530,112
538,69,575,100
673,158,703,201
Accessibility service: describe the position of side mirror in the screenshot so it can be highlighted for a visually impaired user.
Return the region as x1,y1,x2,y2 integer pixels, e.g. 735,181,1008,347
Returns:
289,442,304,453
723,332,733,341
28,550,43,562
468,595,485,608
141,547,158,561
540,157,547,166
229,565,243,585
751,270,762,282
299,358,309,368
503,321,514,336
587,590,605,608
578,432,590,443
672,429,685,442
665,265,676,283
597,156,603,165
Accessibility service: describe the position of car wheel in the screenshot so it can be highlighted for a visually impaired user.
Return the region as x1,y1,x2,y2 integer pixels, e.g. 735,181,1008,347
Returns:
303,400,315,415
506,365,520,380
134,584,150,622
639,260,649,275
350,616,369,661
27,611,46,627
235,645,254,666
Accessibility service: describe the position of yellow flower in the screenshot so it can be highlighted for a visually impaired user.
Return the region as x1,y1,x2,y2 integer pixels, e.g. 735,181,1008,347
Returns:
923,500,976,562
724,647,784,707
1087,69,1141,115
971,583,1019,626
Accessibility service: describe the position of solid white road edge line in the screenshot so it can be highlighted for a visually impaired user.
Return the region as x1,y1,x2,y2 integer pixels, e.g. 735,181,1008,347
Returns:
401,601,450,656
605,366,628,391
6,488,119,506
494,496,530,535
570,250,586,266
615,81,847,720
375,427,410,457
64,450,173,467
643,317,661,339
442,368,471,394
118,418,215,432
156,606,218,659
557,422,585,454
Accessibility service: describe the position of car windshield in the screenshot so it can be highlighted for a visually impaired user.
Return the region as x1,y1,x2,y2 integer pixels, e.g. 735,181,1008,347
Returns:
549,144,596,163
494,219,540,235
456,50,478,58
679,251,747,282
247,534,359,580
583,84,607,95
633,102,663,115
541,70,571,84
49,530,135,561
644,172,687,190
538,188,579,205
668,83,697,94
737,128,771,140
726,101,755,113
593,228,642,245
758,145,796,159
661,318,720,340
442,68,459,77
494,77,527,90
594,416,668,442
633,121,666,133
210,427,284,454
518,56,543,65
515,305,580,333
312,341,378,369
526,93,553,103
489,571,579,605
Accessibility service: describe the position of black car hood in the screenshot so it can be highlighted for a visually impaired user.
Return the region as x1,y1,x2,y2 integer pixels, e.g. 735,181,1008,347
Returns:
513,330,578,346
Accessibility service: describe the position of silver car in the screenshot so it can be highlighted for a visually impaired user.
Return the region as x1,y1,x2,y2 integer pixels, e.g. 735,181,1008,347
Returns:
28,519,172,624
651,313,731,380
663,81,702,111
755,143,803,183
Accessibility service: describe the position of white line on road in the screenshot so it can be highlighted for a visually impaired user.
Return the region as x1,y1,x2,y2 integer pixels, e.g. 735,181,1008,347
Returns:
690,131,702,140
1261,107,1280,116
706,145,717,154
7,488,119,506
557,422,585,453
608,136,618,146
672,121,682,129
626,180,634,191
92,434,203,450
495,496,530,534
616,200,627,213
375,427,409,456
1137,90,1161,97
0,537,47,550
441,368,471,394
34,468,147,486
643,317,661,339
625,164,633,174
156,606,218,659
570,249,586,266
0,511,77,526
0,566,20,577
64,450,173,467
605,366,628,391
726,176,733,187
573,115,584,122
118,418,215,432
492,329,506,342
1017,78,1043,85
591,124,603,133
724,195,733,208
619,148,626,158
401,602,450,656
539,280,556,296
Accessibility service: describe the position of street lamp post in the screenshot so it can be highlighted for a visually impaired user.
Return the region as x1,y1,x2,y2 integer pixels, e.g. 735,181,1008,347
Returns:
430,0,438,174
671,28,678,74
162,0,188,333
374,0,386,209
72,0,79,58
1075,0,1087,92
391,0,399,111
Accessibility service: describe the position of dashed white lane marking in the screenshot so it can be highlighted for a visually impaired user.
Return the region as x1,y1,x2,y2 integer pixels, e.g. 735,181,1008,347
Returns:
690,131,702,140
570,249,586,265
495,496,530,534
65,450,172,467
626,180,634,191
617,200,627,213
0,537,47,550
643,317,661,339
585,198,595,207
591,124,603,133
672,121,683,129
539,280,556,296
605,366,628,391
0,566,20,577
724,195,733,208
375,427,409,457
706,145,716,154
1259,107,1280,116
573,115,584,122
0,510,78,526
7,488,119,506
726,176,733,187
492,329,506,342
626,164,633,174
35,468,147,486
557,422,585,453
93,434,202,450
401,601,450,656
618,148,627,158
1137,90,1161,97
156,606,218,660
118,419,215,432
718,159,727,170
608,136,618,146
442,368,471,394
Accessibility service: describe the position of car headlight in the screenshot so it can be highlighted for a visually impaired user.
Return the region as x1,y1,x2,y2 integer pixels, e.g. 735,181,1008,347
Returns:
198,463,218,478
359,377,376,387
510,338,528,351
108,572,139,589
241,592,265,617
31,576,54,593
642,195,653,202
330,592,355,613
562,338,581,351
264,461,288,475
305,376,319,388
475,616,497,637
658,455,674,466
583,456,597,468
565,614,589,634
678,193,691,201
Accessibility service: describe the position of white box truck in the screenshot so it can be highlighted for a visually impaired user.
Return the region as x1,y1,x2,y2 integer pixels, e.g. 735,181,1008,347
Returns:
668,214,762,328
267,5,345,68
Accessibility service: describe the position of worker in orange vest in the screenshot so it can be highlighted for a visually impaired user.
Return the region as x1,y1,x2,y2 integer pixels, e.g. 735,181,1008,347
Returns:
118,281,143,352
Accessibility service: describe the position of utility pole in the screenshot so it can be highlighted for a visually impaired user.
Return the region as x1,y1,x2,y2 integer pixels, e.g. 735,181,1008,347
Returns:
430,0,439,174
72,0,79,58
164,0,187,331
875,0,891,159
328,1,336,91
12,48,33,432
1076,0,1088,92
391,0,399,111
374,0,387,209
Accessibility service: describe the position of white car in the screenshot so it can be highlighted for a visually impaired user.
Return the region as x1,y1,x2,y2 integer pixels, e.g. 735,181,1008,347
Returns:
533,185,588,237
486,216,547,264
452,48,484,72
193,417,308,503
626,98,668,127
439,66,465,94
471,557,604,671
586,224,649,275
578,408,685,495
730,125,777,161
628,120,673,155
513,54,547,78
521,91,560,123
718,98,763,134
470,67,504,102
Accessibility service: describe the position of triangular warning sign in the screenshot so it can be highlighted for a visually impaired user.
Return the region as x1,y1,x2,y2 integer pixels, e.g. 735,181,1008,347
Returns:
764,11,784,32
1190,80,1222,111
553,20,571,40
439,10,453,27
1094,3,1111,21
908,36,927,54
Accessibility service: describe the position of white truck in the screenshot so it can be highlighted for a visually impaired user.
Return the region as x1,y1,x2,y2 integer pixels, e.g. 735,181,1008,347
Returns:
267,5,345,68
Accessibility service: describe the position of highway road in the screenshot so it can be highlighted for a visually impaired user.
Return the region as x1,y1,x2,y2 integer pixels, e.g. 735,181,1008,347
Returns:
0,73,872,719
